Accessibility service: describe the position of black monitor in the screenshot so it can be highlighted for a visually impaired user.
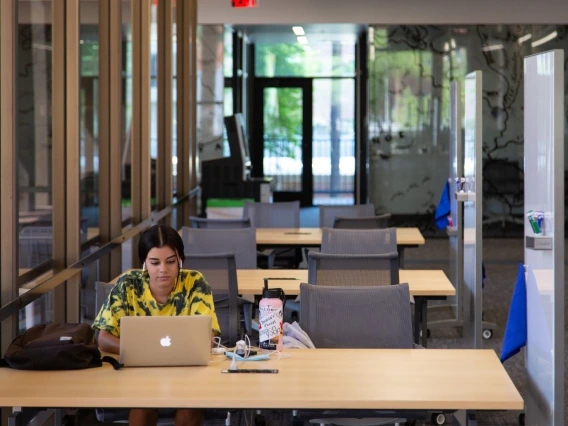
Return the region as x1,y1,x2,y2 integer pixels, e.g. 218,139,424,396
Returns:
224,113,252,180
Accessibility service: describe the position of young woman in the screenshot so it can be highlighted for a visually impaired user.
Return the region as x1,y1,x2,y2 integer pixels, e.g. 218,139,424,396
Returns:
93,224,220,426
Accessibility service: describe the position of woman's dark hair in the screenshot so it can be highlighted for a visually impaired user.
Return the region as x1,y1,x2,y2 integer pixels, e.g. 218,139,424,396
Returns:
138,225,185,264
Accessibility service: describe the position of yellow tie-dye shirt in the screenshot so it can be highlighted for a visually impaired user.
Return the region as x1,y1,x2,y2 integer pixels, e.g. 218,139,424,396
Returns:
92,269,220,337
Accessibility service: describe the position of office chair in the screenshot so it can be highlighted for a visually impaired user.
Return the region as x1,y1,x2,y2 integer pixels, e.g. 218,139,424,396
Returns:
19,226,53,268
93,281,176,425
286,251,401,320
333,213,391,229
182,227,273,333
183,227,258,269
294,283,420,426
321,227,397,255
243,201,302,268
184,253,240,347
307,251,399,287
243,200,300,228
190,216,252,229
319,204,375,228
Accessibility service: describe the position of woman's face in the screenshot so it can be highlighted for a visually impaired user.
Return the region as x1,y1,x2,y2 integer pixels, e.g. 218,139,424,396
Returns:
145,246,179,288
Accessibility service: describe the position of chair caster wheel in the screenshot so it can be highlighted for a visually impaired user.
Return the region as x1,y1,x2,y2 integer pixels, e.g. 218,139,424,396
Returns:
419,329,431,338
482,329,493,339
431,412,446,425
518,412,525,425
254,414,266,426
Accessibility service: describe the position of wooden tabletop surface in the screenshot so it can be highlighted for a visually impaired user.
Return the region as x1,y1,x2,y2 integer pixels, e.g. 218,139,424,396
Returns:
237,269,455,297
0,349,522,411
255,228,425,246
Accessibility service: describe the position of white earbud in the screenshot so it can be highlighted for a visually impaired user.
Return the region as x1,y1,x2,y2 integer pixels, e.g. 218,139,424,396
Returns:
142,262,146,272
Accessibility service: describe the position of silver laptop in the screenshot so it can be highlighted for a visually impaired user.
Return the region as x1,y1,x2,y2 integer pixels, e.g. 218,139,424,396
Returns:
119,316,212,367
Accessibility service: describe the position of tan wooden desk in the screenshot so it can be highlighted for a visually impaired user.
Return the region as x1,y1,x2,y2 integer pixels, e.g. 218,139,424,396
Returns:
255,227,424,268
236,269,454,298
0,349,523,419
237,268,454,348
255,227,425,247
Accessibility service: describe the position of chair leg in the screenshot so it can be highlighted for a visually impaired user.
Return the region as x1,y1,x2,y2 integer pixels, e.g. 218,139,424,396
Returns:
243,304,253,335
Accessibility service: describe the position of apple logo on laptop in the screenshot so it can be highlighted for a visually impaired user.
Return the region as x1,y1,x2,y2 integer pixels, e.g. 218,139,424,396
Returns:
160,336,172,347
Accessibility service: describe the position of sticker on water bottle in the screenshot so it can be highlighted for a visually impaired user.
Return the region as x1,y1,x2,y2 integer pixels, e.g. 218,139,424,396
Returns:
258,305,283,346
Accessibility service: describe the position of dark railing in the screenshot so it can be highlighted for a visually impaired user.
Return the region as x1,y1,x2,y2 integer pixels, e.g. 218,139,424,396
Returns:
0,187,199,323
263,136,355,197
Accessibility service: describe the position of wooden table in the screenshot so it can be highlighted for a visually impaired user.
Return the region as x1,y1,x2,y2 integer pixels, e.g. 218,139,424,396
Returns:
0,349,523,425
237,269,454,348
237,269,453,298
255,227,425,247
255,227,424,268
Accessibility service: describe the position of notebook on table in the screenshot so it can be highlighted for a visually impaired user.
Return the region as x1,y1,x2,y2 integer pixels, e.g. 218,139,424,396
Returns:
119,315,211,367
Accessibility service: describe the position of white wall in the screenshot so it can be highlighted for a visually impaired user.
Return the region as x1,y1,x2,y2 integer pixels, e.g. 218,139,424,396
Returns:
199,0,568,25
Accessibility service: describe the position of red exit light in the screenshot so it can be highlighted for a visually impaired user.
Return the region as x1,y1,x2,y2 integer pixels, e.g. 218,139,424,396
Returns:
232,0,257,7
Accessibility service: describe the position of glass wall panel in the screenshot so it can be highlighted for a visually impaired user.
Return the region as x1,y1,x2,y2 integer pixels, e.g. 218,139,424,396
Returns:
80,2,99,235
368,24,567,236
80,0,100,323
224,27,233,78
197,25,225,162
172,0,178,194
17,0,53,272
150,2,158,205
255,41,355,78
121,0,133,219
313,78,355,205
16,0,54,330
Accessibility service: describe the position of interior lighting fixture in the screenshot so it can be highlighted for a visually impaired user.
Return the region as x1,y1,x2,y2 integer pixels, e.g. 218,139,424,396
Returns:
292,26,305,36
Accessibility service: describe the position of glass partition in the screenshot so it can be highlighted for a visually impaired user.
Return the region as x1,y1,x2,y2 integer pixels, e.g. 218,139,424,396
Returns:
121,0,134,218
79,0,101,323
368,24,566,236
16,0,54,329
17,0,54,272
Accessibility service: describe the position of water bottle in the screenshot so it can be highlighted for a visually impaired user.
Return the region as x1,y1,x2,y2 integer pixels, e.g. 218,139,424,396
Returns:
258,279,286,351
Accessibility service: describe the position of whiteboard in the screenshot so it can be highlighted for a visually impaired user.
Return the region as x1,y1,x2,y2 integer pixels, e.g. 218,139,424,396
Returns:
524,49,564,426
462,71,482,349
448,80,463,313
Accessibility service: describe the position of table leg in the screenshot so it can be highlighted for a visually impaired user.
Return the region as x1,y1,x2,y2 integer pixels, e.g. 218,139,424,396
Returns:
420,298,428,348
397,248,405,268
453,410,477,426
413,298,421,345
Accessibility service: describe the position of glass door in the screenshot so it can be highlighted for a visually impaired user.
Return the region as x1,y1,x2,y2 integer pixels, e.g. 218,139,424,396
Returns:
253,78,313,206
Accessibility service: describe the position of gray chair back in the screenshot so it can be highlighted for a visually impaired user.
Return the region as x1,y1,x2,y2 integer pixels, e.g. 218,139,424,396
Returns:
333,213,391,229
190,216,251,229
19,226,53,268
182,226,257,269
299,282,414,349
243,201,300,228
94,281,114,316
319,204,375,228
321,227,397,254
184,253,239,347
93,280,177,425
307,251,399,286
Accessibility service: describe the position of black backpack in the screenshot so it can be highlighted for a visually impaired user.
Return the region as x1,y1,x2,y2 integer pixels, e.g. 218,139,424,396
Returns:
0,323,120,370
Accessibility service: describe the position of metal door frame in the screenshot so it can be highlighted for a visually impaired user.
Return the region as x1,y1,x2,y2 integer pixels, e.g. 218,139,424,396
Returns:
253,77,313,206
